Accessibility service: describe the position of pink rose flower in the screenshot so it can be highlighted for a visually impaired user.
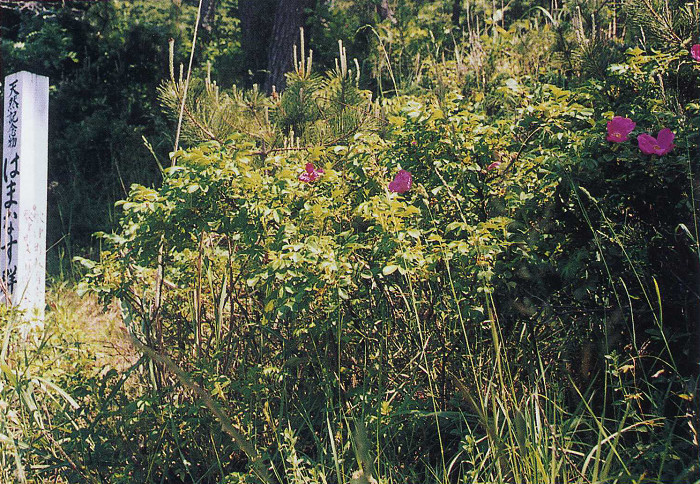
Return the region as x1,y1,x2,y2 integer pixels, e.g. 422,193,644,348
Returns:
299,162,324,183
691,44,700,62
606,116,636,143
637,128,675,156
388,169,412,193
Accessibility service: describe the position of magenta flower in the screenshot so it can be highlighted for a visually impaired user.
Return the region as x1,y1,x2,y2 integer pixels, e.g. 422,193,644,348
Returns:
388,169,412,193
486,161,501,171
298,162,324,183
691,44,700,62
606,116,636,143
637,128,675,156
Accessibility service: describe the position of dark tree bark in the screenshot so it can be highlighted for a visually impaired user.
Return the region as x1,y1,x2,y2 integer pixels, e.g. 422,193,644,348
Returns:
239,0,276,86
199,0,218,32
264,0,307,93
377,0,396,23
451,0,461,26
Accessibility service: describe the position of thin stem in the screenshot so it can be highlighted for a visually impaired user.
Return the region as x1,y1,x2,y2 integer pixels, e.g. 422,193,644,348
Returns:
173,0,204,162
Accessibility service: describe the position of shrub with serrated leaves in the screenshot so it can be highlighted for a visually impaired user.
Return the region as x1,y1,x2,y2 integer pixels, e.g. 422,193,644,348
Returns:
77,14,699,483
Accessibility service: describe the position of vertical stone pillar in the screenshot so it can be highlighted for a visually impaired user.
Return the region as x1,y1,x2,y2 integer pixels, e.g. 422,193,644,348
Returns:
2,71,49,322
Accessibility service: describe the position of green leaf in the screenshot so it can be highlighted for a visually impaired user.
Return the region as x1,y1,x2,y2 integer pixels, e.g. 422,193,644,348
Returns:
382,264,399,275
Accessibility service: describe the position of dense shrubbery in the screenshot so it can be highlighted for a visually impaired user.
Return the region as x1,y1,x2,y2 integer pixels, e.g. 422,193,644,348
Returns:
1,0,699,482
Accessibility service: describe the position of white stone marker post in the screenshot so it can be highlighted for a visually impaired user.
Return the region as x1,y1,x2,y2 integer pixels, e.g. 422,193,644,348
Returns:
1,71,48,322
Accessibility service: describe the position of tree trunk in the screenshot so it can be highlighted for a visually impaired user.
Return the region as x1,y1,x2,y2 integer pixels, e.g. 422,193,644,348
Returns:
264,0,306,93
451,0,461,26
377,0,396,23
239,0,276,87
199,0,218,32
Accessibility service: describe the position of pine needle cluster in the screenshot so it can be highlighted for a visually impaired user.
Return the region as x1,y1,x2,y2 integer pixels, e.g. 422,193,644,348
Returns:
158,31,378,154
624,0,699,49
